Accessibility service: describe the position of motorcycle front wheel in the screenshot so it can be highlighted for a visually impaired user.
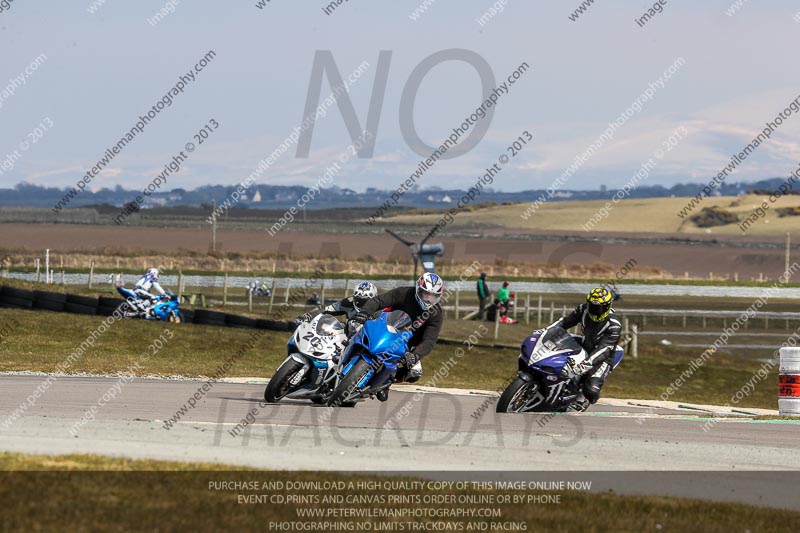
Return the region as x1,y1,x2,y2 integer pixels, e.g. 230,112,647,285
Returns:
264,359,306,403
326,359,372,407
496,376,545,413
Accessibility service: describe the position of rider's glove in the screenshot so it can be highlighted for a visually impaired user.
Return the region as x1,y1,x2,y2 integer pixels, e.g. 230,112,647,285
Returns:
297,312,314,323
401,351,419,369
352,312,369,325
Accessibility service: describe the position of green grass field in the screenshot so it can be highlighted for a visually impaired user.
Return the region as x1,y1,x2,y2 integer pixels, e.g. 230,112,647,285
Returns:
0,303,780,409
1,452,797,532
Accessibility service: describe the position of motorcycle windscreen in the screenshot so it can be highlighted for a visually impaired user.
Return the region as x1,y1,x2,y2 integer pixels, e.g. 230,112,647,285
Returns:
315,315,344,336
539,327,582,353
522,326,583,368
383,310,411,333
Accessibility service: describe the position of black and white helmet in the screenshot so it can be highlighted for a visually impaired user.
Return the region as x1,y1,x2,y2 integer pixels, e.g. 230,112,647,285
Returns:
352,281,378,310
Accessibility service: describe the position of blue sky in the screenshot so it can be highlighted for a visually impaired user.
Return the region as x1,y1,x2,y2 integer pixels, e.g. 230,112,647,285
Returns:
1,1,800,194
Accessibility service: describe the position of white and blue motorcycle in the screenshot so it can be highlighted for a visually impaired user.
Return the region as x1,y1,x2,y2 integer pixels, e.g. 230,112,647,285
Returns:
264,314,347,404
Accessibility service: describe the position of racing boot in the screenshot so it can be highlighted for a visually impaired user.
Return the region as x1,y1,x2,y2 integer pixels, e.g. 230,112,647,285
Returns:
568,391,590,412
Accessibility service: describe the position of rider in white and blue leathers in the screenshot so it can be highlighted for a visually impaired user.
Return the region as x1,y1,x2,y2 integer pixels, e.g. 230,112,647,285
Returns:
133,268,167,314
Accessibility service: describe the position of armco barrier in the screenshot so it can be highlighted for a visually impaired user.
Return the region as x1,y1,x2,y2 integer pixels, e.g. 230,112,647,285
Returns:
0,285,292,333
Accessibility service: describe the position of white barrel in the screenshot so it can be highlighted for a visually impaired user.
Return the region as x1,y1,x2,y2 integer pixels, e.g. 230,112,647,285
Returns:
778,347,800,416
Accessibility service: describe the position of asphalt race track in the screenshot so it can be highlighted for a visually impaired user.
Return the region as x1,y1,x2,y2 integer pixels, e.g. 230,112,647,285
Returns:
1,375,799,509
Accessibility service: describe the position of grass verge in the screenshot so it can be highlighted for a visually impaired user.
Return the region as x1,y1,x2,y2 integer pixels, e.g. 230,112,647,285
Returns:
0,307,780,409
0,452,798,532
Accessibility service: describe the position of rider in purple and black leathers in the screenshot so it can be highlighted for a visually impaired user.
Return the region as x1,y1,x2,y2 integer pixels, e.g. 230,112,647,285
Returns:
551,287,621,410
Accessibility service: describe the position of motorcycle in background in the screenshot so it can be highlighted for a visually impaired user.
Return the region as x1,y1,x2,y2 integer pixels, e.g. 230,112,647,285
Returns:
116,285,183,323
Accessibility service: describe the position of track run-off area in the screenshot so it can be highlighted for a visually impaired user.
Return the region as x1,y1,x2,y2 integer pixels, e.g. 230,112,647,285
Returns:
0,374,798,510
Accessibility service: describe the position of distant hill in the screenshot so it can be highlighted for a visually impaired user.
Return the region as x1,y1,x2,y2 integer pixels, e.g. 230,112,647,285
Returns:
385,193,800,237
0,177,792,211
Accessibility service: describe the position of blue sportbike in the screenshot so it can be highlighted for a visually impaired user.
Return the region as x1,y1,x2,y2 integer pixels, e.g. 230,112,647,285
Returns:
496,326,624,413
117,286,183,323
326,310,413,407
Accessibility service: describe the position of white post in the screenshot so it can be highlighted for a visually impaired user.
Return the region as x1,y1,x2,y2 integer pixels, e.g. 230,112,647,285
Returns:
268,281,276,315
537,295,542,327
525,294,530,325
778,347,800,416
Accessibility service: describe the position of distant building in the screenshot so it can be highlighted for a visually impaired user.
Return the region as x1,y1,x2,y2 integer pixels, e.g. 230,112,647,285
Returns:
252,189,262,203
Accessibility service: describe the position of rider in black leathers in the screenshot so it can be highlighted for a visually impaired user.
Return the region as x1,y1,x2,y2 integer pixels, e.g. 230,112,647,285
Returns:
550,287,621,410
351,273,445,401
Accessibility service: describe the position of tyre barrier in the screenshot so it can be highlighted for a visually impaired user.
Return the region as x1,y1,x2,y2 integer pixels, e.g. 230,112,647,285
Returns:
225,314,259,329
97,297,126,317
0,287,34,309
33,290,67,312
0,285,294,333
192,309,227,327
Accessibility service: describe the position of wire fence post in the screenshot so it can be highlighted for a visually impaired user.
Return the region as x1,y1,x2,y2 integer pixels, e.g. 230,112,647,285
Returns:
631,324,639,359
455,289,460,320
88,261,94,289
268,281,276,316
223,272,228,306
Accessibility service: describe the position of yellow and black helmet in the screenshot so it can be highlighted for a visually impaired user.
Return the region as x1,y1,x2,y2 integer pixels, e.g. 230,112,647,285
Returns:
586,287,613,322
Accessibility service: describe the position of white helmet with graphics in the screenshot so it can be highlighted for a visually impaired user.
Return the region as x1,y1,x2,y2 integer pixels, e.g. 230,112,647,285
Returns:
352,281,378,310
146,268,159,281
415,272,444,311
